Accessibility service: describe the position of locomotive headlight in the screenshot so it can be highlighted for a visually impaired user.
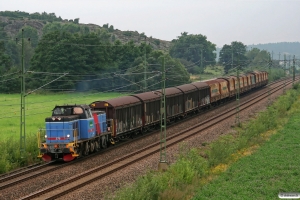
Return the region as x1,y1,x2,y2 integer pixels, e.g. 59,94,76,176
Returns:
45,135,47,138
67,134,70,138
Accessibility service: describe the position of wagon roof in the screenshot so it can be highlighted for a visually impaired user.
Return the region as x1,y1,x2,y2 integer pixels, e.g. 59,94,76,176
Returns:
155,87,182,96
175,84,198,93
91,96,141,108
229,75,243,79
249,71,260,75
190,81,210,89
228,75,238,80
131,91,161,102
217,77,234,81
202,79,220,85
215,78,229,83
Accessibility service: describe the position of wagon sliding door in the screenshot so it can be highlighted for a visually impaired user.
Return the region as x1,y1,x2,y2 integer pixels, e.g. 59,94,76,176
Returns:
166,95,183,117
115,104,142,135
145,101,160,125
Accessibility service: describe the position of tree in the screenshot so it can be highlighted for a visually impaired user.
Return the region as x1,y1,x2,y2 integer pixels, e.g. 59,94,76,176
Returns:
74,18,79,24
108,25,114,32
5,40,20,66
42,22,62,35
169,32,216,73
0,41,20,93
219,41,247,74
246,48,269,70
0,41,11,72
16,26,39,48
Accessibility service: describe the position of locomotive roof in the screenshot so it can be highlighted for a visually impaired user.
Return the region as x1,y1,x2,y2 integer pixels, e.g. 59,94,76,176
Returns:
52,104,90,109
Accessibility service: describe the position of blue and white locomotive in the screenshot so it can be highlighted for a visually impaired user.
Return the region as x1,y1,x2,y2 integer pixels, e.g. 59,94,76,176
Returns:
38,105,111,162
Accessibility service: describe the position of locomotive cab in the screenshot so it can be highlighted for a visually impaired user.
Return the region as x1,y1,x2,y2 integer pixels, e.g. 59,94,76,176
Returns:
39,105,96,162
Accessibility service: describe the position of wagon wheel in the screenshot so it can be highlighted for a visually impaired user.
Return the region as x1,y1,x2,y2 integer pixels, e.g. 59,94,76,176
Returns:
83,142,89,156
101,136,107,149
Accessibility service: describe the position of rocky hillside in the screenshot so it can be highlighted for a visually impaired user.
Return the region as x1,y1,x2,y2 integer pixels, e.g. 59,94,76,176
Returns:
0,14,171,51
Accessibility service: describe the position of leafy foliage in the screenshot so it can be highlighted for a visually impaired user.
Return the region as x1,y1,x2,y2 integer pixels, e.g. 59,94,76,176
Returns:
0,11,64,22
28,30,189,93
16,26,39,48
245,48,269,69
169,32,216,74
219,41,247,74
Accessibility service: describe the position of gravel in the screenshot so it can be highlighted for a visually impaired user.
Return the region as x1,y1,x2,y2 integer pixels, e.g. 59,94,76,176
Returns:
57,84,292,200
0,82,291,200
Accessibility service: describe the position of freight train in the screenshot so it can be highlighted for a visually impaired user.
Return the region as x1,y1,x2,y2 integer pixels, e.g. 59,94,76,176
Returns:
38,71,268,162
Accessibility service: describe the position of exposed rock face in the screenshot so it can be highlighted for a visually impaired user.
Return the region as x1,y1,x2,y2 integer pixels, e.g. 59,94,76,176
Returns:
0,16,171,50
3,19,44,37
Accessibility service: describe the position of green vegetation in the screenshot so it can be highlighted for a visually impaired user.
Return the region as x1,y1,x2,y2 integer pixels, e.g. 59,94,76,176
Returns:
219,41,248,74
248,42,300,58
0,11,64,21
0,92,126,173
193,91,300,199
169,32,217,74
1,21,190,93
109,83,300,200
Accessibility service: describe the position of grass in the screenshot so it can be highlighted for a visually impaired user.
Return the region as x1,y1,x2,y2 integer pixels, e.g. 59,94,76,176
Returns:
193,98,300,200
0,92,127,173
190,65,224,81
0,92,126,140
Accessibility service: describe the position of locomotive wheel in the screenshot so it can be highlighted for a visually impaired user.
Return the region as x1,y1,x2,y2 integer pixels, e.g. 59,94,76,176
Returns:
94,139,100,152
75,145,82,157
83,142,89,156
101,136,107,149
90,141,95,153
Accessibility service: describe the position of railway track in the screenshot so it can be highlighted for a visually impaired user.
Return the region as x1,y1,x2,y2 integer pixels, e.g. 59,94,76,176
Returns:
0,76,296,199
19,77,299,200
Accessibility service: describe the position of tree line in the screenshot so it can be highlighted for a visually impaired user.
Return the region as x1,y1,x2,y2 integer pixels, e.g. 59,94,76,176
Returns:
0,13,280,93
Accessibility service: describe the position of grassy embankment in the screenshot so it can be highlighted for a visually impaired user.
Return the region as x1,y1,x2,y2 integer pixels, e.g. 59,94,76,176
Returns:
190,66,224,81
193,94,300,199
0,92,125,173
109,83,300,200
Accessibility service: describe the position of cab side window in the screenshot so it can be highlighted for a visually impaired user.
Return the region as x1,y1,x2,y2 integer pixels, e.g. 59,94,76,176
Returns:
85,109,92,118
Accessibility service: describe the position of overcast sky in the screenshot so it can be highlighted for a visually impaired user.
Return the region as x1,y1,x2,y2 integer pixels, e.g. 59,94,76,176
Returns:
1,0,299,47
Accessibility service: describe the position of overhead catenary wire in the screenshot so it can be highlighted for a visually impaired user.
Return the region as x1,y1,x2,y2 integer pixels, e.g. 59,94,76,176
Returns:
0,70,161,107
1,77,165,118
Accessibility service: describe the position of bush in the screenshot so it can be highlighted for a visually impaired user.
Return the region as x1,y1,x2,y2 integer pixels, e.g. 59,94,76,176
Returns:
208,135,236,167
0,133,40,174
123,31,132,37
112,148,208,200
